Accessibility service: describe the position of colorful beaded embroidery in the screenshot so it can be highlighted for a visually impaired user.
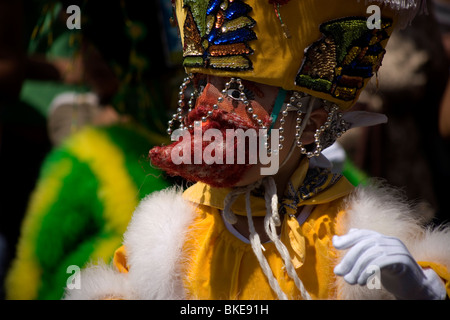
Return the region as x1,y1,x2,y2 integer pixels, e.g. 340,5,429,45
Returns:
298,167,343,201
182,0,256,70
295,17,392,101
280,166,343,215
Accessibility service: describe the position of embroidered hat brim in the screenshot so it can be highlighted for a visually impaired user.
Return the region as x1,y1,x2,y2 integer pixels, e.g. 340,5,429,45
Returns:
174,0,423,110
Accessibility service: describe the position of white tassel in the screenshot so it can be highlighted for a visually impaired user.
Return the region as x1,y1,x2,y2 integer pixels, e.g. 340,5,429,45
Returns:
223,179,289,300
244,186,288,300
262,177,312,300
223,176,312,300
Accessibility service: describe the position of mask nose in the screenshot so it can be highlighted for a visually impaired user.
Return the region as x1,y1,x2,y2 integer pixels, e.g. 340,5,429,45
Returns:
194,81,270,128
196,82,236,113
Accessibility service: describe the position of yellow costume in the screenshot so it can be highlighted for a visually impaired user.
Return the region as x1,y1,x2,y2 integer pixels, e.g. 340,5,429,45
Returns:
111,159,450,300
178,159,353,300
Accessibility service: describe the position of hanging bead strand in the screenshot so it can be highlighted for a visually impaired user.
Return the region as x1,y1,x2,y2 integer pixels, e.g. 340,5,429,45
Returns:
167,73,194,135
272,2,291,39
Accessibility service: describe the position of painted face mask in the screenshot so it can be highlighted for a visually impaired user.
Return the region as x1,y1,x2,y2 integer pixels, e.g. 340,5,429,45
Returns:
149,77,273,188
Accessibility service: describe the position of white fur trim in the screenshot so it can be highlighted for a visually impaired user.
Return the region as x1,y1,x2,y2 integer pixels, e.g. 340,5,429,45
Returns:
336,181,450,299
63,186,195,300
338,181,426,239
408,227,450,270
63,262,134,300
123,186,196,299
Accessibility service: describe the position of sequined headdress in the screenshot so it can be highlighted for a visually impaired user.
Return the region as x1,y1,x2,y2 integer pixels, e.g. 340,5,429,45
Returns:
173,0,425,110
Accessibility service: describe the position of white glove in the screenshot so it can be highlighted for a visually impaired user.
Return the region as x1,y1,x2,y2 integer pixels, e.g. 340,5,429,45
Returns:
332,228,447,300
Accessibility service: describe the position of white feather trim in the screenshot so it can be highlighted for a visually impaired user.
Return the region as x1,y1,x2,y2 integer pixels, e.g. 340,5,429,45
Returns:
63,262,134,300
123,186,195,299
62,186,195,300
335,180,450,299
408,226,450,270
338,180,426,240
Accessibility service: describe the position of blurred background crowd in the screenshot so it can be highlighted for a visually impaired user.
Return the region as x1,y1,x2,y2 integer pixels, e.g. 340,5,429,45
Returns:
0,0,449,300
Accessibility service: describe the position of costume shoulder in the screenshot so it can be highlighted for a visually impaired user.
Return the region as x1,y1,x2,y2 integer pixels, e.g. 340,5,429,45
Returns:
336,181,450,299
63,186,196,300
337,180,427,238
123,186,196,299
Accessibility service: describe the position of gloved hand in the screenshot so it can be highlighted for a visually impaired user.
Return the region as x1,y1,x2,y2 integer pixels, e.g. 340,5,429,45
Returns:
332,228,446,300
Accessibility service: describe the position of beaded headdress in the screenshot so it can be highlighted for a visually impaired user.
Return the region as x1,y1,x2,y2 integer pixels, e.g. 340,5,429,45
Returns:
164,0,425,161
173,0,425,110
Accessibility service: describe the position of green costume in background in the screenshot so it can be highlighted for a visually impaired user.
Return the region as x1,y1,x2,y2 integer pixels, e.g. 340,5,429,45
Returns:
6,124,170,300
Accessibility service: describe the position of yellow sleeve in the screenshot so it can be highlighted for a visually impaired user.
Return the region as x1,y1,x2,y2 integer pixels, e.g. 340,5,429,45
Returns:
113,245,129,274
418,261,450,299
